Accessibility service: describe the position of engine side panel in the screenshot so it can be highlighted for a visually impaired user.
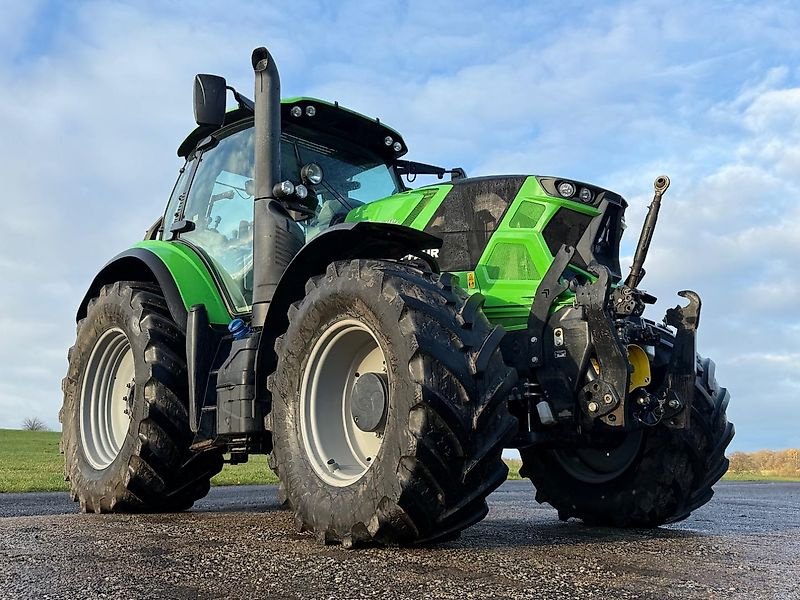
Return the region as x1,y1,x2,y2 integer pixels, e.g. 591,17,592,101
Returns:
345,175,605,330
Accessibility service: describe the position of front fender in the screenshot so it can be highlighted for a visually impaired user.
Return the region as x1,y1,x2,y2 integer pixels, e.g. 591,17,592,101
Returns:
254,221,441,399
76,241,232,330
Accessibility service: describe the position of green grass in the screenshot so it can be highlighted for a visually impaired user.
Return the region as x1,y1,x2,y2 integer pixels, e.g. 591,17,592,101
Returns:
0,429,68,493
1,429,796,493
506,459,522,480
211,455,278,487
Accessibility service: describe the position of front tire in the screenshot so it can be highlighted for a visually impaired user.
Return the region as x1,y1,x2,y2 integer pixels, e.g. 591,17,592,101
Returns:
520,356,734,526
60,282,223,513
269,260,517,546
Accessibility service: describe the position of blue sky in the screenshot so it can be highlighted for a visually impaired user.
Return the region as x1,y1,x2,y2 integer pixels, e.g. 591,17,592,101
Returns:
0,0,798,451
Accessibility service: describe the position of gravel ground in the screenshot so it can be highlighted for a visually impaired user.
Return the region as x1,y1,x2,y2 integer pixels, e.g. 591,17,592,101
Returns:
1,481,798,599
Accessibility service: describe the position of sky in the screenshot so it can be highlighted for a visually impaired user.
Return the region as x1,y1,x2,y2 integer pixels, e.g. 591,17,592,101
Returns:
0,0,798,451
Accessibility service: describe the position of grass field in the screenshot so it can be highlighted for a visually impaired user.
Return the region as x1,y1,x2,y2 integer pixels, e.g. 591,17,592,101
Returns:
0,429,67,493
0,429,794,493
0,429,280,493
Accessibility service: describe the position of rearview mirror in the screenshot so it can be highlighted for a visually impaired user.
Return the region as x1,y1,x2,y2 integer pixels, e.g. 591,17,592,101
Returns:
193,74,227,127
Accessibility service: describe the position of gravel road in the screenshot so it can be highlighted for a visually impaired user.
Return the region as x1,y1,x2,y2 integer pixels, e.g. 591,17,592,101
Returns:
1,480,798,599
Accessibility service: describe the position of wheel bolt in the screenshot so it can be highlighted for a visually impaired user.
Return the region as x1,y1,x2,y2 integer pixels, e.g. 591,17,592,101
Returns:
603,393,613,404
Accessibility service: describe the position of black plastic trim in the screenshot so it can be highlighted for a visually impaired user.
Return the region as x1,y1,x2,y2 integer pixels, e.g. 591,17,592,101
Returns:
178,100,408,162
187,304,213,433
542,209,594,270
422,175,526,272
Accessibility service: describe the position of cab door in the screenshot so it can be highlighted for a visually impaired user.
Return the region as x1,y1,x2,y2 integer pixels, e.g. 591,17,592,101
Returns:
177,123,257,313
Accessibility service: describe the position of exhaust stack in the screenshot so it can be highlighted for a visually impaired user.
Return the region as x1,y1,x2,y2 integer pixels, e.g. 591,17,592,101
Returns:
249,46,304,327
625,175,670,289
251,47,281,204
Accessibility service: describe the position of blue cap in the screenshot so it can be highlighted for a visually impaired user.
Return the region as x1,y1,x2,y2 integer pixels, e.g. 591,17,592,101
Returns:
228,318,250,340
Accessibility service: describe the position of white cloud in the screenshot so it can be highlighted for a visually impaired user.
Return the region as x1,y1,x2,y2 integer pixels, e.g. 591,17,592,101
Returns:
729,353,800,367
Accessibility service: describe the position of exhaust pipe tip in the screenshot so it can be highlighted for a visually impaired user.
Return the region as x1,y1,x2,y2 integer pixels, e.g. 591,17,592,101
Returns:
252,47,270,72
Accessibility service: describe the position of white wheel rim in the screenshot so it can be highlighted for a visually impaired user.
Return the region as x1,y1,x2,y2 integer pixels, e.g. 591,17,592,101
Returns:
299,319,387,487
79,328,134,470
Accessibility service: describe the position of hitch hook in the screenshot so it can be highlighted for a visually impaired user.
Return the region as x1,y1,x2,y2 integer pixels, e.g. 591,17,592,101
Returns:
665,290,701,332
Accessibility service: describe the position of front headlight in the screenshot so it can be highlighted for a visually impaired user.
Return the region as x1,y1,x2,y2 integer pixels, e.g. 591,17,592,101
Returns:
557,181,576,198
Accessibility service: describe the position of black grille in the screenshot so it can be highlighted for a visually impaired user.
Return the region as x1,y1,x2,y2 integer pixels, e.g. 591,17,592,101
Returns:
542,209,593,269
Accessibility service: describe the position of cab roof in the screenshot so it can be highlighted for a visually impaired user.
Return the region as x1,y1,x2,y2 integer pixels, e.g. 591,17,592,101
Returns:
177,96,407,161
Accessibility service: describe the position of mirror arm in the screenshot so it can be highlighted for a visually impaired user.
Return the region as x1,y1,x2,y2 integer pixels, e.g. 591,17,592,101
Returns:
226,86,255,112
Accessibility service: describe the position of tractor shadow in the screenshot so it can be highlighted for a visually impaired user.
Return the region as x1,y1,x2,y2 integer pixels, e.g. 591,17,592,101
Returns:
190,484,284,514
455,517,703,551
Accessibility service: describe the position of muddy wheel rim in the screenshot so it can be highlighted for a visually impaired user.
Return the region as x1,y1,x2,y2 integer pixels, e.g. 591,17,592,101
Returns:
300,319,387,487
79,328,134,470
552,430,644,484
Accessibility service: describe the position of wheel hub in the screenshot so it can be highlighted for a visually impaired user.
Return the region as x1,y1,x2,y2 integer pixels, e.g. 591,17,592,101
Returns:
350,372,388,432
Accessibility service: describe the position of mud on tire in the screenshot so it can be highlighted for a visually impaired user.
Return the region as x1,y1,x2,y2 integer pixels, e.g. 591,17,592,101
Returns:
268,259,518,546
60,281,223,513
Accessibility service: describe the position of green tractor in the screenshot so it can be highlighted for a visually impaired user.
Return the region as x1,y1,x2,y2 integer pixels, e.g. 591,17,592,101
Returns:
61,46,733,545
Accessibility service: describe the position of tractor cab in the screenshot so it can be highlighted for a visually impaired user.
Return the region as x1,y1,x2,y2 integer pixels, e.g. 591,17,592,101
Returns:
165,97,411,311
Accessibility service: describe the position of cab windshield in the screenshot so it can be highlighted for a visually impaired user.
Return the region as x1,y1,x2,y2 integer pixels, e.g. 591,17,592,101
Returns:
280,125,401,237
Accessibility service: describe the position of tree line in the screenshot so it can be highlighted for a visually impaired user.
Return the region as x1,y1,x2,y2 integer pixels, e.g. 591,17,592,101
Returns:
728,449,800,477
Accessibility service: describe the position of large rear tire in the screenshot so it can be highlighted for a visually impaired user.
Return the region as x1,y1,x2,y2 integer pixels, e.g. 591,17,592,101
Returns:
268,260,517,546
60,282,223,513
520,356,733,526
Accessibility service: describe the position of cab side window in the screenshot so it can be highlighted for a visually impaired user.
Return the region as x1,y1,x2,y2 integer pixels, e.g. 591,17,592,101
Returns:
181,127,255,312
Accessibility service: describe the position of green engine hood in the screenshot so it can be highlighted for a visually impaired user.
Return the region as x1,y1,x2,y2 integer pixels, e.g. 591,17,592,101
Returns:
347,175,532,272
